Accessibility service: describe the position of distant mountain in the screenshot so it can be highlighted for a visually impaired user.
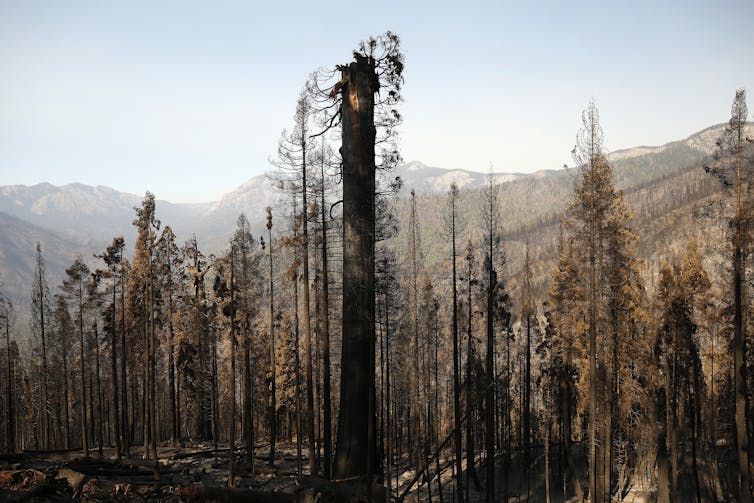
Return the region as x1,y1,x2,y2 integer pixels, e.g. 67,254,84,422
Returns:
0,161,530,256
393,161,531,195
192,174,281,252
0,182,210,247
1,122,749,327
0,211,83,315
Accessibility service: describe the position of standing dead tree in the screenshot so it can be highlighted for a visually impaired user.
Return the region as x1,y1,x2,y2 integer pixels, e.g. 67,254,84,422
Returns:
705,89,753,503
310,32,403,479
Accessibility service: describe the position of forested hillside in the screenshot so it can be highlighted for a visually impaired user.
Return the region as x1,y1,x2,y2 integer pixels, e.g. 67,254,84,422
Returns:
2,31,754,503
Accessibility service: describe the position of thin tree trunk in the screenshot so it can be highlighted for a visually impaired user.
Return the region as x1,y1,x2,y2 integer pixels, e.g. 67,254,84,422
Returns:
524,313,531,495
485,208,495,503
62,317,71,451
292,211,303,476
299,147,317,476
243,313,254,476
5,308,15,453
735,211,752,503
410,190,422,473
588,195,598,503
143,313,150,460
78,281,89,456
94,320,103,456
211,314,219,456
451,188,464,503
149,253,159,477
384,297,393,503
267,209,277,466
656,385,670,503
669,332,678,496
36,252,51,451
691,369,702,503
110,278,121,458
229,245,237,487
545,422,552,503
319,150,332,480
168,273,177,445
466,246,480,498
120,262,130,458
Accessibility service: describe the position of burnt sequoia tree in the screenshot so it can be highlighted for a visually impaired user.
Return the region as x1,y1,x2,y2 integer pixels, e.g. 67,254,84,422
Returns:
330,33,403,479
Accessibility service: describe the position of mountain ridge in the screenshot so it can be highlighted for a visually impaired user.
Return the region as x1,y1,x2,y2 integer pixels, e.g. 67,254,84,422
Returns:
0,122,744,329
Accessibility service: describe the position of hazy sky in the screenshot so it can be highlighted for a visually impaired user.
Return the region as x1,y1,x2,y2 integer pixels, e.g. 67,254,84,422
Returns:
1,0,753,203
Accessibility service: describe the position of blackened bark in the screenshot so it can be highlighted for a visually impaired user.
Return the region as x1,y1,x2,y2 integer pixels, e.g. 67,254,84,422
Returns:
78,280,88,456
267,210,277,466
656,385,670,503
333,54,379,478
4,307,14,453
229,245,237,487
735,240,752,503
300,139,316,477
110,278,121,459
94,320,103,456
292,204,303,476
320,155,333,480
485,251,495,503
450,190,464,503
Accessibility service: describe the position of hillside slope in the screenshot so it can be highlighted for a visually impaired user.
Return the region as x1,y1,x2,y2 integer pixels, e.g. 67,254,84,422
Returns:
1,123,748,328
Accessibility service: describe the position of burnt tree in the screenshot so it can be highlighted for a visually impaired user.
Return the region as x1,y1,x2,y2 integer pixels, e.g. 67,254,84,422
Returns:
332,33,403,479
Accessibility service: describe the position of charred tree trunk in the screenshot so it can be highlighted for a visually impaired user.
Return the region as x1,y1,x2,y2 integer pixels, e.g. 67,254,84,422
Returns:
94,320,103,457
167,271,178,445
409,190,422,472
588,205,598,503
292,206,303,476
4,308,14,454
120,263,130,458
300,148,317,477
229,245,237,487
524,314,531,482
110,278,121,459
78,281,89,456
267,209,277,466
735,216,752,503
320,154,333,480
384,297,393,502
484,233,495,502
450,186,464,503
656,385,670,503
465,245,480,497
35,248,51,451
240,238,254,475
333,53,379,479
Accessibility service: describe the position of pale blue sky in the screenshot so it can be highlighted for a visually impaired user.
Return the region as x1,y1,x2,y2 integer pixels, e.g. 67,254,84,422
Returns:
1,0,753,202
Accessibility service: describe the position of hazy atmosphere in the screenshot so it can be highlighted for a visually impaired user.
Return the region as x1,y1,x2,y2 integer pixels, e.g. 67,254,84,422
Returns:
2,1,753,201
2,2,754,502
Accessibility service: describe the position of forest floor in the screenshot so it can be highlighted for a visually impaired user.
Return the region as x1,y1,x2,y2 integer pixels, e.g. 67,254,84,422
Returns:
0,441,384,502
395,448,656,503
1,441,726,502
